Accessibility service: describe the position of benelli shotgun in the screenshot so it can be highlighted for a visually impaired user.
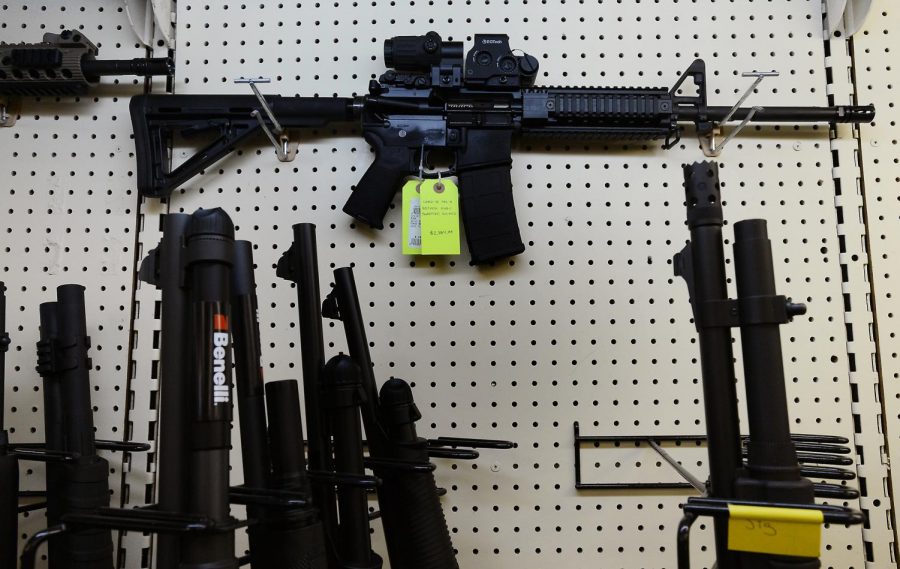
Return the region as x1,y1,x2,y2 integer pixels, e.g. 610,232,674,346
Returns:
130,32,874,264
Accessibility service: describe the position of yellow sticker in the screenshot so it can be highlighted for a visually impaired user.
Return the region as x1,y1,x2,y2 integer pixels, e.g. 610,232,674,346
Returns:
727,504,823,558
401,179,422,255
420,178,460,256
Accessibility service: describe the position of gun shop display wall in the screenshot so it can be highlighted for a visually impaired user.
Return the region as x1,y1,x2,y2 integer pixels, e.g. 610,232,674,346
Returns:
0,1,897,568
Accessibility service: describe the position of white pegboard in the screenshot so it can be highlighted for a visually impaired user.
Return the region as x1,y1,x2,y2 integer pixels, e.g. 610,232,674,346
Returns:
846,0,900,564
0,2,153,565
823,15,895,566
132,1,866,568
1,1,894,568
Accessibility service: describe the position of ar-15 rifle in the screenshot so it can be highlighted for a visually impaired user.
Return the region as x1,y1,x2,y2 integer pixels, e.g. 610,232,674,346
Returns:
0,30,173,126
130,32,874,264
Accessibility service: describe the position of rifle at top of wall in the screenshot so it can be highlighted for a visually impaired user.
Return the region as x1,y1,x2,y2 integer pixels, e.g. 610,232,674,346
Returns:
131,32,873,264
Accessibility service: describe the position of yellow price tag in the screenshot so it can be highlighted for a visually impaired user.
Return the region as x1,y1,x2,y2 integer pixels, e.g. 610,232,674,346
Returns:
727,504,823,558
401,179,422,255
420,178,460,256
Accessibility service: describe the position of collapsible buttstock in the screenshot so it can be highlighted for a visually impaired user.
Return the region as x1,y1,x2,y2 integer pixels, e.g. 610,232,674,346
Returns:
130,95,264,198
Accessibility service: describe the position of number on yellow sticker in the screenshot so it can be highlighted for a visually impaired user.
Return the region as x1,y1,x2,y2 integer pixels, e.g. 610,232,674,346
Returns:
727,504,824,558
420,178,460,256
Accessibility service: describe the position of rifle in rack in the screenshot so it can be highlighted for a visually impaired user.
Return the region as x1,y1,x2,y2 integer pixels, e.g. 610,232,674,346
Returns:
0,30,172,127
131,32,873,263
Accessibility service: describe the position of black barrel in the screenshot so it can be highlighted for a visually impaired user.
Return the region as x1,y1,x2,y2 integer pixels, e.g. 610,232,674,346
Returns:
258,379,328,569
675,162,742,566
179,209,237,569
732,220,817,569
55,286,97,458
331,267,384,453
36,301,65,564
324,355,381,569
0,282,7,429
81,57,174,78
328,267,457,569
266,380,310,493
36,286,113,569
694,104,876,124
231,241,272,566
276,223,339,558
139,213,192,569
0,281,19,569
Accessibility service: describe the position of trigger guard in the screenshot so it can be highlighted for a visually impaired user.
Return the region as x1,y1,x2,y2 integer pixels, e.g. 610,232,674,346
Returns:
419,168,456,180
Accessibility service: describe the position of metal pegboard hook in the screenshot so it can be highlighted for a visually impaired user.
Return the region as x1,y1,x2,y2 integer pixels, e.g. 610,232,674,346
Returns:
0,97,20,128
700,70,779,157
646,439,706,493
234,77,298,162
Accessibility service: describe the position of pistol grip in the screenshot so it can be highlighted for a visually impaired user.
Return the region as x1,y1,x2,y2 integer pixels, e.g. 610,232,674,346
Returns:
457,130,524,265
343,131,412,229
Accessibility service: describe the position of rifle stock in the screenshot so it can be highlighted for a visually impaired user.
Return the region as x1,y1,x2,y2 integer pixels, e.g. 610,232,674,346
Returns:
129,95,356,198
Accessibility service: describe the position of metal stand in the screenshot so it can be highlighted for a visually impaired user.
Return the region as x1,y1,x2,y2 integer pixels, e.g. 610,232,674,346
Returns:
572,423,858,499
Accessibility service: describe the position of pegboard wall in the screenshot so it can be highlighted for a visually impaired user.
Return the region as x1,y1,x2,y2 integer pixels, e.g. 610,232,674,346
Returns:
0,2,151,566
1,1,896,568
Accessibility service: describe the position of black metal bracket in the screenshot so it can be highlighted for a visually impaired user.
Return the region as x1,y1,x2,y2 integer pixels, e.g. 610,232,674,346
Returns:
424,437,514,460
573,423,858,498
574,422,706,491
10,447,76,463
676,497,865,569
308,469,381,488
10,438,150,470
363,456,435,473
429,436,516,450
17,490,47,514
20,507,249,569
228,485,311,509
11,439,150,455
35,334,92,375
674,245,806,330
321,288,341,320
274,242,300,283
426,447,479,460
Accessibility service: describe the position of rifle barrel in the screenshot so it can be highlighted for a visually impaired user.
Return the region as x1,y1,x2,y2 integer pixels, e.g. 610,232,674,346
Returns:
81,57,174,78
683,104,875,124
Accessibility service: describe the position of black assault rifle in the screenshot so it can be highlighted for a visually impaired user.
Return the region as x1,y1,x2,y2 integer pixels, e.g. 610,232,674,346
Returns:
130,32,874,264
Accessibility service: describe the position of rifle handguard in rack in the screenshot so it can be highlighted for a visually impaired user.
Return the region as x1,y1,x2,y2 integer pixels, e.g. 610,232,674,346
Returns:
0,30,173,97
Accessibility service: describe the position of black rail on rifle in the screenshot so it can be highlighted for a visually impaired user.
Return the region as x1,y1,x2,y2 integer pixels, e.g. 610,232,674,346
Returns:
0,30,173,97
